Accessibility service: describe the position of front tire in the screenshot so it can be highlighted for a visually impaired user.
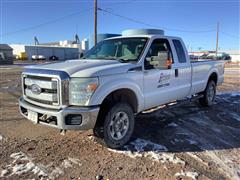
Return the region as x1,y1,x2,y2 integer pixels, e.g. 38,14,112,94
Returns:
199,80,216,107
103,103,135,149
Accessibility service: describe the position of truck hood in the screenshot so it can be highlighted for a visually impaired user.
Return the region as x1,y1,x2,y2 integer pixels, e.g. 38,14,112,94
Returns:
27,59,136,77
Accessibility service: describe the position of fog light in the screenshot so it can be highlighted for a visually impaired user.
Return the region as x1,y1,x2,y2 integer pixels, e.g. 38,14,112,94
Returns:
65,115,82,125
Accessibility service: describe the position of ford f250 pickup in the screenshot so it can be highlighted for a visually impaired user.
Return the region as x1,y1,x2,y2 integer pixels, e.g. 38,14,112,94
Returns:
19,32,224,148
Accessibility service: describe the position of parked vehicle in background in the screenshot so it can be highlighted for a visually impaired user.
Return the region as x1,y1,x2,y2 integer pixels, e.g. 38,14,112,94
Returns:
19,32,224,148
16,52,28,60
199,52,231,62
199,53,209,59
189,54,199,60
217,53,231,62
49,55,59,61
32,55,46,60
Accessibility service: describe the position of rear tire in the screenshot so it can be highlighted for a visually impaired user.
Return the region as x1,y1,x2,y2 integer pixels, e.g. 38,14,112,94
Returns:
199,80,216,107
103,103,135,149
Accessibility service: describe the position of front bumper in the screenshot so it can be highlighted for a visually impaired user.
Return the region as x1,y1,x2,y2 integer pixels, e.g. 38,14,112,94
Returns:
19,97,100,130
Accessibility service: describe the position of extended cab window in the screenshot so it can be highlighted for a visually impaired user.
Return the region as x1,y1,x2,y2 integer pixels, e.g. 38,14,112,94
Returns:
173,39,187,63
145,39,173,70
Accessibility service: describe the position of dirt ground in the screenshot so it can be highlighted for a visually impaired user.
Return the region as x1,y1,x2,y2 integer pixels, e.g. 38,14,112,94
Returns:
0,62,239,180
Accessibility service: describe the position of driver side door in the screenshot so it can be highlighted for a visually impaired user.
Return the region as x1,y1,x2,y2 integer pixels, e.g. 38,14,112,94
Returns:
143,38,177,109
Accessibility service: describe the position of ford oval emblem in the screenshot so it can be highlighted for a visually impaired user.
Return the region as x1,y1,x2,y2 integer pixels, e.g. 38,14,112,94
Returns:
31,84,41,95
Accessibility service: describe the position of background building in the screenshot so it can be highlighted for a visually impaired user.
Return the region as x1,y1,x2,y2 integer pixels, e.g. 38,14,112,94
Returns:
0,44,13,64
10,44,80,60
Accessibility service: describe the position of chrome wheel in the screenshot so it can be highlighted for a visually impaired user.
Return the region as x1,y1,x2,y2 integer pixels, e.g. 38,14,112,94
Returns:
109,111,130,141
207,83,215,102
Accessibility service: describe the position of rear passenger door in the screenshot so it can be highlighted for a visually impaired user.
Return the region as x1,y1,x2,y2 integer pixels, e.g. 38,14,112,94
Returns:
171,39,191,98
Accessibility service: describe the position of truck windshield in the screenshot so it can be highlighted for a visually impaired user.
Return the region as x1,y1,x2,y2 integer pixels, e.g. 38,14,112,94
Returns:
83,37,148,62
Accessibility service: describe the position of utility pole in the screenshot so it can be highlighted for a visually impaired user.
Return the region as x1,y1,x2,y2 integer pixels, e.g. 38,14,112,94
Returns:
94,0,97,46
215,22,219,57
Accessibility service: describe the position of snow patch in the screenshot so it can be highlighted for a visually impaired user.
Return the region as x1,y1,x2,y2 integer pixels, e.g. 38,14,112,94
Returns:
0,135,3,141
0,170,8,177
2,152,48,178
109,138,185,165
203,150,240,179
186,138,198,145
166,122,178,128
231,113,240,122
0,152,82,179
175,170,199,179
217,91,240,97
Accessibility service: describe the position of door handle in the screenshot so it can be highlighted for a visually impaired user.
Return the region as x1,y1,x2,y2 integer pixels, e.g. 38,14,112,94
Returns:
175,69,179,77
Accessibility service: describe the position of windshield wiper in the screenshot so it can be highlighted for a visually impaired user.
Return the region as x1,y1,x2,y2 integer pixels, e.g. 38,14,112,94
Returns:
116,59,138,63
115,58,126,63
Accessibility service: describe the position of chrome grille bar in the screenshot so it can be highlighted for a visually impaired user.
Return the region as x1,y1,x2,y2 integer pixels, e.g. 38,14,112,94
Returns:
22,69,69,109
25,89,58,102
25,78,57,89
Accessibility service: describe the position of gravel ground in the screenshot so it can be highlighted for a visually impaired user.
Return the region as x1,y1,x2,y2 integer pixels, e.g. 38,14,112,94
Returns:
0,62,239,180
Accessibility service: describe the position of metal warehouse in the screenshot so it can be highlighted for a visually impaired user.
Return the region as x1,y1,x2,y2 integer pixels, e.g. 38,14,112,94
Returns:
10,44,80,60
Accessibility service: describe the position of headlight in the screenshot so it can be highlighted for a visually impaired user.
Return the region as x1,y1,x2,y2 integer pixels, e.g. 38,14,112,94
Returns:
69,77,98,106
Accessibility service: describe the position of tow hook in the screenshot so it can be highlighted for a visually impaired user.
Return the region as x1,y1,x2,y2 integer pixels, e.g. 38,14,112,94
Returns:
60,129,67,135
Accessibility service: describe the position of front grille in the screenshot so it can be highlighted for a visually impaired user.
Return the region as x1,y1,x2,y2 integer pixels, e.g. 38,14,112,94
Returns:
23,75,60,107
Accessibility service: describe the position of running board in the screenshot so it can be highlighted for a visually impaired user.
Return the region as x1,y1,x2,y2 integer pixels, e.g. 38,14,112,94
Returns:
141,94,204,114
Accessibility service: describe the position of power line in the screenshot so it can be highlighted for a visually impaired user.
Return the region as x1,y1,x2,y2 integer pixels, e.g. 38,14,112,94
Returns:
98,8,216,33
2,8,93,37
220,31,240,39
2,1,134,37
4,0,239,3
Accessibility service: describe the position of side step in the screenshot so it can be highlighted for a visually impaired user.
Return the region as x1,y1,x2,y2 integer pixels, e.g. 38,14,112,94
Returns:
141,94,203,114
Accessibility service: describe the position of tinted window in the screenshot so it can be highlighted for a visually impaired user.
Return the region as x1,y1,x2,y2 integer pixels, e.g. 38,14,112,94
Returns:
84,38,148,62
145,39,174,70
173,40,186,63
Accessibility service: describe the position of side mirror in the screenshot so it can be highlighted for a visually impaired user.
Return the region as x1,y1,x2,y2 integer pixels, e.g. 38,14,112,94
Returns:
149,51,170,70
146,57,152,62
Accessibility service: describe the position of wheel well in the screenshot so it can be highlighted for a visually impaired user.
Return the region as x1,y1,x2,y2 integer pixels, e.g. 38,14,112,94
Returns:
94,89,138,128
102,88,138,113
208,72,218,84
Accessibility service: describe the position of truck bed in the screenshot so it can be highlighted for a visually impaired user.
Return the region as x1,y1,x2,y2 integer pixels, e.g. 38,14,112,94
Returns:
190,59,224,95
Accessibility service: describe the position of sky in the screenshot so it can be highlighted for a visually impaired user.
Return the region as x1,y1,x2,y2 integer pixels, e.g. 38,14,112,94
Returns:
0,0,239,51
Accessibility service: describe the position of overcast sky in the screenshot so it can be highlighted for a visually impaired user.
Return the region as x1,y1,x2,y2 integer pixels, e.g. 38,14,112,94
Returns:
0,0,239,51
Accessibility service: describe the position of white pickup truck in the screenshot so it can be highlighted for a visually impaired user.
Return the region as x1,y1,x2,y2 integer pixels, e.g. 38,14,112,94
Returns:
19,33,224,148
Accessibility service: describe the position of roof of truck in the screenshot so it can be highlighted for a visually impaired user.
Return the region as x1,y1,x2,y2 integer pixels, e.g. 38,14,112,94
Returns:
106,34,181,40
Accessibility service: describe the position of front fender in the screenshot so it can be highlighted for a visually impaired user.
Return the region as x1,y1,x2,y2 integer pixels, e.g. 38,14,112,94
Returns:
89,78,144,112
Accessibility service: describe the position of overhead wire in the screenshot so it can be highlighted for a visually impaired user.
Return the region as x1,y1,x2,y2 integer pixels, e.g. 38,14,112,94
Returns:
2,8,94,36
98,8,216,33
2,0,134,37
2,1,238,38
220,31,239,39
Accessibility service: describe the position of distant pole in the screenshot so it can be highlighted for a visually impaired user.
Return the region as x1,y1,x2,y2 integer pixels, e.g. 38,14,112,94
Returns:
216,22,219,57
94,0,97,46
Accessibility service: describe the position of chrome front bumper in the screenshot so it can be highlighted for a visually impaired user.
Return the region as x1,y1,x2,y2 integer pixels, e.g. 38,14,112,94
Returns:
19,97,100,130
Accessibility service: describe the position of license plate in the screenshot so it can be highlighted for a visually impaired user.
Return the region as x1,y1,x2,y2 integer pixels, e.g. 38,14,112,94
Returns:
28,110,38,123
